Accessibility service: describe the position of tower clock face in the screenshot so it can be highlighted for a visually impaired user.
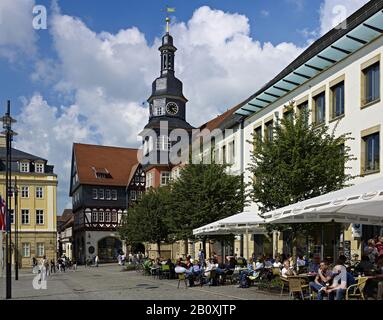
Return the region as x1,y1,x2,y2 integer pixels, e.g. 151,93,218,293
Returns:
166,102,179,115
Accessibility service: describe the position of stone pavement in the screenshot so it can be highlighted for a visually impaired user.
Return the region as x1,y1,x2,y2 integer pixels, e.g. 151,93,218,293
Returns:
0,264,289,300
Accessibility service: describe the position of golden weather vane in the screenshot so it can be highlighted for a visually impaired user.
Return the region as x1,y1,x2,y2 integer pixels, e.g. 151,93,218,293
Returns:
164,6,175,33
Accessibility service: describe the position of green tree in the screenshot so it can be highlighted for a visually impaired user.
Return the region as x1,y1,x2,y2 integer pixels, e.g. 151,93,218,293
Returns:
249,104,354,260
168,163,246,254
119,186,172,257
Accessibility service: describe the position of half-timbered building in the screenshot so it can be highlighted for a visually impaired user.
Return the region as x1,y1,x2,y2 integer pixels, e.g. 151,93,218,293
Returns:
69,143,144,263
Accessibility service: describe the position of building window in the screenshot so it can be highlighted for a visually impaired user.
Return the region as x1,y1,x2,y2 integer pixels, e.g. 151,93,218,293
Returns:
22,243,30,257
36,243,45,257
331,81,345,119
297,101,309,125
137,191,143,200
130,190,137,201
161,172,171,186
363,132,380,173
254,126,262,145
154,106,166,116
157,136,171,151
36,210,44,225
314,92,326,125
92,210,98,222
21,186,29,198
111,210,117,222
92,189,98,199
35,163,44,173
265,120,274,142
111,190,117,200
284,109,294,122
363,62,380,105
222,145,227,164
20,162,29,173
36,187,43,199
146,172,153,189
9,209,14,224
105,189,111,200
105,210,111,222
99,189,104,200
21,209,29,224
98,210,104,223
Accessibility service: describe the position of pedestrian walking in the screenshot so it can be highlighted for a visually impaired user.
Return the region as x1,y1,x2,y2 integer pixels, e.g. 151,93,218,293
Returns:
50,259,55,273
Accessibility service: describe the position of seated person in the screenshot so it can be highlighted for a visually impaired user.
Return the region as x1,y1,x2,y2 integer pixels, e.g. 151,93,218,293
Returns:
308,255,321,273
264,256,274,268
254,257,265,271
296,255,306,268
355,255,374,275
273,257,282,269
226,256,237,270
175,261,187,274
323,262,348,300
281,260,297,278
309,261,332,300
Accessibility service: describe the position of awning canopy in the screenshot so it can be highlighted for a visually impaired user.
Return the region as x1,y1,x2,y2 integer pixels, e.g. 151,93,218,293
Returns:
264,177,383,226
193,211,267,236
235,2,383,117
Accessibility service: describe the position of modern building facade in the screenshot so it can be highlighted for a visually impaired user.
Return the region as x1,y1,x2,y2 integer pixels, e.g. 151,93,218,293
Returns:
0,137,57,268
195,0,383,260
69,143,145,263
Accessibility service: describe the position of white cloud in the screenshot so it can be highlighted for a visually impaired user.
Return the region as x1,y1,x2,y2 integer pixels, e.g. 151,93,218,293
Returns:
0,0,37,61
320,0,369,35
261,10,270,17
23,5,304,213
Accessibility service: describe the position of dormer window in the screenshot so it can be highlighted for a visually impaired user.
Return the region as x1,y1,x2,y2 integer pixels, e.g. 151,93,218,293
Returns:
35,163,44,173
20,162,30,173
93,167,111,179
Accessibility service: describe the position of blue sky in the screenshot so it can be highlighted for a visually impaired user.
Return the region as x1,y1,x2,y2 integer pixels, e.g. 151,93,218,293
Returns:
0,0,369,213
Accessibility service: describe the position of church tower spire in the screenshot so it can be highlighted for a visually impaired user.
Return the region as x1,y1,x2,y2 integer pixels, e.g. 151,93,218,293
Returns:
160,17,176,77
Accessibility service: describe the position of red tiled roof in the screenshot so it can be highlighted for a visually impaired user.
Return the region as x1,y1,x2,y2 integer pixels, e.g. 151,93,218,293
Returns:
199,103,242,132
73,143,140,187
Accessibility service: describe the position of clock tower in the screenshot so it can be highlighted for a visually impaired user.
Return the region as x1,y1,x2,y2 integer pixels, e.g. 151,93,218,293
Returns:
140,18,194,187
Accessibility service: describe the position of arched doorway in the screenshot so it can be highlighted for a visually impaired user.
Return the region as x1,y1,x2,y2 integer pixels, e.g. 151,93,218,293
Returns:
131,243,145,254
98,237,122,262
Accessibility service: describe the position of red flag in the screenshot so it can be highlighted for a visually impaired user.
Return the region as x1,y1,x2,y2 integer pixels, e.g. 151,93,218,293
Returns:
0,195,5,231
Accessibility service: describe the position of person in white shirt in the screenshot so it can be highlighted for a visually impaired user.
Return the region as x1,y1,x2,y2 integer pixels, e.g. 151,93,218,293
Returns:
324,263,347,300
273,257,282,268
281,260,296,278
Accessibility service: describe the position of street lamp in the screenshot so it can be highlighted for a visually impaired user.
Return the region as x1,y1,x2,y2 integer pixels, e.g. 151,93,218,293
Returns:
11,178,19,280
1,100,17,299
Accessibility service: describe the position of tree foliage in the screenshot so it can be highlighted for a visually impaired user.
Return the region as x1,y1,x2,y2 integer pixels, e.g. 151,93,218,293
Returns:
249,104,354,238
167,163,246,240
119,186,172,256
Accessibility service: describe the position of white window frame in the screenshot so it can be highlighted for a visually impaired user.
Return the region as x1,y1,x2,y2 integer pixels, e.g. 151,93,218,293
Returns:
92,189,98,199
99,189,105,200
146,172,153,189
105,210,111,222
157,136,171,151
154,106,166,116
21,186,29,198
161,172,171,186
21,209,30,224
22,243,30,257
36,186,43,199
98,210,104,223
111,190,117,200
36,209,44,225
35,163,44,173
92,210,98,222
20,162,29,173
36,243,45,257
130,190,137,201
111,210,117,222
105,189,111,200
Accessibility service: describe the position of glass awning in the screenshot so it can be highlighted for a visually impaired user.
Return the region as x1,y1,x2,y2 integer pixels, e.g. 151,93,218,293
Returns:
236,7,383,116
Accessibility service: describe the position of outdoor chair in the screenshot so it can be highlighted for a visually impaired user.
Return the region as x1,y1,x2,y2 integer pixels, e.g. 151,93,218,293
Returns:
160,264,171,280
177,273,188,289
223,269,235,285
346,276,368,300
287,277,310,300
